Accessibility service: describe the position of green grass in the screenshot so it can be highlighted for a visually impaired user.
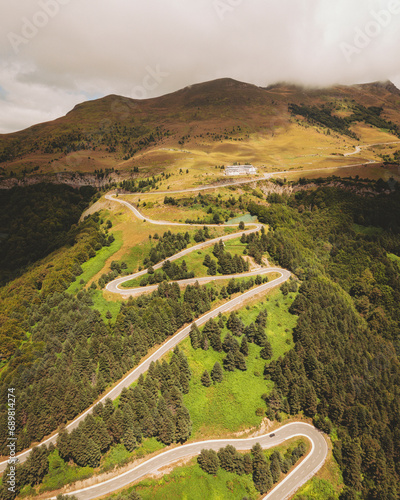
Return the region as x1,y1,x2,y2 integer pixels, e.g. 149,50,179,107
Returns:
223,237,248,256
36,450,94,494
120,238,154,273
181,289,298,437
225,213,257,225
109,438,307,500
67,231,123,294
129,460,259,500
133,437,166,459
293,477,339,499
90,290,121,323
121,237,248,288
101,444,132,472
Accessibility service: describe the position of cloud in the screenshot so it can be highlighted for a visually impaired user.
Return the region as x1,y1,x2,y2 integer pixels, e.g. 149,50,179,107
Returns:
1,0,400,133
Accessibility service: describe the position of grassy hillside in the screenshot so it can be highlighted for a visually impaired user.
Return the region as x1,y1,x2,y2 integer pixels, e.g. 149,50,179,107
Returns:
1,79,400,185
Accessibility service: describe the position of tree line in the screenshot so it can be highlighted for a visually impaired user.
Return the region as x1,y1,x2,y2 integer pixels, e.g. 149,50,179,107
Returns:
202,240,249,276
198,441,306,494
248,183,400,499
0,274,238,456
0,210,112,360
0,184,96,286
190,309,273,376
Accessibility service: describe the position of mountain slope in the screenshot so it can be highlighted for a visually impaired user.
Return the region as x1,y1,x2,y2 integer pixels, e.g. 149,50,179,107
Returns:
1,78,400,180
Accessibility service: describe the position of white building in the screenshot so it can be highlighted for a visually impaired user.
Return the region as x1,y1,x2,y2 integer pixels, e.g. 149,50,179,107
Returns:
225,164,257,176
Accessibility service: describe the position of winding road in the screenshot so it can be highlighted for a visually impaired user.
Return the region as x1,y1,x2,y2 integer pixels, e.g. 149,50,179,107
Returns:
57,422,328,500
1,194,329,500
115,140,400,198
343,140,400,156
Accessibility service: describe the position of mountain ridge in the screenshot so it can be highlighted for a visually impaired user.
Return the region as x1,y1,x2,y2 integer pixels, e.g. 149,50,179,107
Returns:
1,77,400,180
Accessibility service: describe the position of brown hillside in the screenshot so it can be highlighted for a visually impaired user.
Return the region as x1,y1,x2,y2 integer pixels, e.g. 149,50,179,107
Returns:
1,78,400,180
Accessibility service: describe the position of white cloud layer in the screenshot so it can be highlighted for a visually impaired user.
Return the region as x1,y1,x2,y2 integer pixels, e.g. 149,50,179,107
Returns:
1,0,400,133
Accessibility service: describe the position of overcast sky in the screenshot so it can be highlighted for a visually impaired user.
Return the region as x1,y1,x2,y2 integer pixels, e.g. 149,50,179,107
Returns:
1,0,400,134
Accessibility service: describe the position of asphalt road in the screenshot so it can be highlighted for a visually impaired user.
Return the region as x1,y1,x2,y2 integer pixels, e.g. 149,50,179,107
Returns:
0,201,287,472
0,267,290,473
57,422,328,500
343,140,400,156
0,193,329,500
104,195,267,296
111,140,400,197
105,194,264,228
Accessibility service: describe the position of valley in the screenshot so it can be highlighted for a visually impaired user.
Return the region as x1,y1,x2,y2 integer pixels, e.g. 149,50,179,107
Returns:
0,79,400,500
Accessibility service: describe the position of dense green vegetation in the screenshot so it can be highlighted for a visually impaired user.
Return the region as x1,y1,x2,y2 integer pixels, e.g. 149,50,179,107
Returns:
142,230,190,267
182,289,297,436
103,438,306,500
0,210,114,360
123,238,251,289
163,191,249,224
206,239,249,275
119,174,168,193
3,176,400,499
198,440,306,494
247,181,400,499
0,276,291,499
289,103,400,139
0,184,96,285
289,103,358,138
138,260,195,287
0,278,222,457
53,346,192,468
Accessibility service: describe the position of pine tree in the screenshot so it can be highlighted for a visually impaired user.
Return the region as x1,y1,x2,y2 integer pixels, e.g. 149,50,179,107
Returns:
189,323,201,349
122,428,137,452
25,445,49,486
203,254,212,267
107,408,125,443
223,351,236,372
254,324,268,346
211,362,223,383
240,337,249,356
102,398,115,423
158,414,175,445
201,370,212,387
234,351,247,371
217,445,244,474
260,340,273,360
243,453,253,474
175,406,192,443
198,449,220,475
209,260,217,275
222,332,236,353
252,443,272,493
177,350,192,381
227,312,244,336
167,386,183,413
270,453,281,483
56,428,71,461
303,383,318,417
84,438,101,468
343,438,362,492
93,418,112,453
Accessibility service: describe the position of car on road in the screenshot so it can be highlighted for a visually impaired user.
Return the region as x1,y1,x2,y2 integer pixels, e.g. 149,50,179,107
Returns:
270,433,275,437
